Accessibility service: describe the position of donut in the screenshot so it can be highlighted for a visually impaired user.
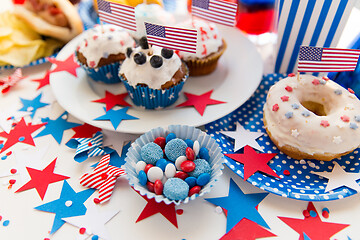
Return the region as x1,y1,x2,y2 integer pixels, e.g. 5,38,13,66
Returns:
263,74,360,161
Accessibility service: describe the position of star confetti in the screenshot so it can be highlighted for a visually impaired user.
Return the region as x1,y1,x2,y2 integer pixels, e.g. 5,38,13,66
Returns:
80,154,125,203
62,204,119,240
205,178,269,232
66,131,109,163
221,122,264,152
311,162,360,192
220,218,276,240
176,90,226,116
92,91,131,111
70,123,101,139
135,190,178,228
15,158,70,200
31,71,50,90
279,202,349,240
48,53,80,77
35,180,95,234
94,107,138,130
224,146,279,181
18,92,49,118
0,118,46,154
34,112,81,144
0,69,25,94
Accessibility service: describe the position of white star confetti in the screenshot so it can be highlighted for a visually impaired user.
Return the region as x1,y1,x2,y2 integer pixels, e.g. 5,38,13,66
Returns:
291,129,299,138
332,136,343,144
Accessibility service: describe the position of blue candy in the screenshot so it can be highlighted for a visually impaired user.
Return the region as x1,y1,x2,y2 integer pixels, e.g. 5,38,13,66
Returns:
163,178,189,201
156,158,168,171
196,173,210,186
140,142,163,165
166,133,176,143
185,177,197,188
184,139,194,148
189,159,211,178
138,170,147,186
165,138,187,162
199,147,210,161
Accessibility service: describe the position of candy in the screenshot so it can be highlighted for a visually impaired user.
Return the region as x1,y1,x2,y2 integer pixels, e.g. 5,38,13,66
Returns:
147,166,164,183
139,36,149,49
144,164,154,174
193,140,200,156
174,171,189,180
165,164,176,178
175,156,187,170
161,48,174,59
184,139,194,148
163,178,189,201
188,159,211,178
199,147,210,161
156,158,168,171
181,160,196,172
154,180,163,195
196,173,210,186
138,170,147,186
150,55,163,68
186,147,195,161
185,177,197,188
154,137,166,149
135,161,146,174
126,47,132,58
189,186,201,197
165,138,187,162
147,182,155,192
166,133,176,143
141,142,163,165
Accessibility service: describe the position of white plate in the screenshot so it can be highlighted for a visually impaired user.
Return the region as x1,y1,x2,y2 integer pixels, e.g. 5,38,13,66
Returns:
50,26,263,134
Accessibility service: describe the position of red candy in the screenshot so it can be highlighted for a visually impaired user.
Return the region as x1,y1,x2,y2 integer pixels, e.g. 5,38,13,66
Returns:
154,137,166,149
303,210,310,218
79,227,86,234
285,86,293,92
94,198,100,204
9,179,16,185
341,115,350,122
281,95,289,102
174,171,189,180
144,164,153,174
322,210,329,218
348,88,355,94
181,160,196,172
185,147,195,161
288,73,296,77
10,169,17,174
312,79,320,85
146,182,155,192
283,170,290,176
272,104,279,112
189,186,201,197
154,180,163,195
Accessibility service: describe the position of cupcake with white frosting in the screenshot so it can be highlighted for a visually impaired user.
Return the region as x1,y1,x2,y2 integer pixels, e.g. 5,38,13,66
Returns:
119,37,189,109
177,18,226,76
76,25,135,83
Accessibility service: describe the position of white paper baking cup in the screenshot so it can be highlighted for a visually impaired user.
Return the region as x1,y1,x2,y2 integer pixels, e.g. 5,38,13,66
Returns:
124,125,224,205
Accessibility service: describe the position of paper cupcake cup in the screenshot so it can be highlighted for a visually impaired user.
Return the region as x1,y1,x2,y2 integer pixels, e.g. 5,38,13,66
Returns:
124,125,224,205
75,52,121,84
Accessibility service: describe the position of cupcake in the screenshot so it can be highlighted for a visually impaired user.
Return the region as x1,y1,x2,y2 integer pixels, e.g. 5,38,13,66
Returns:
177,18,227,76
124,125,224,205
76,25,135,83
119,37,189,109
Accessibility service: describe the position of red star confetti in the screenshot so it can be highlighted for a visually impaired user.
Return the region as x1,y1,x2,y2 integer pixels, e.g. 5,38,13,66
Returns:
92,91,131,111
320,120,330,128
176,90,226,116
279,202,349,240
15,158,69,200
0,69,25,94
312,79,320,85
281,95,289,102
221,218,277,240
224,146,279,181
70,123,101,139
341,115,350,122
31,71,50,90
0,118,46,154
272,104,279,111
285,86,293,92
48,53,80,77
135,190,178,228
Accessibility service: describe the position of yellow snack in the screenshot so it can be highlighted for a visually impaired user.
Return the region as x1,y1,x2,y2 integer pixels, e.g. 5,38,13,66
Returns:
0,11,63,67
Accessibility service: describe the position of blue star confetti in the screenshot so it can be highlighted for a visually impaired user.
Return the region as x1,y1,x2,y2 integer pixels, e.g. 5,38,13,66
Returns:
34,180,95,234
205,178,269,233
34,112,81,144
18,93,49,118
94,107,138,130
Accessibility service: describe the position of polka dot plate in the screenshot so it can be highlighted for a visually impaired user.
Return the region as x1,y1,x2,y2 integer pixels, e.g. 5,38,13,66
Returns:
205,73,360,201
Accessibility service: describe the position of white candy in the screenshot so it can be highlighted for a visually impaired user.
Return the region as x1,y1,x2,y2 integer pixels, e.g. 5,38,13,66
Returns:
193,140,200,156
175,156,187,170
135,161,147,174
165,164,176,178
147,166,164,183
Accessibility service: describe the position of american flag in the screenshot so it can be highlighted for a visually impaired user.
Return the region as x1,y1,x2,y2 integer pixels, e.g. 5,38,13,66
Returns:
97,0,136,31
191,0,237,27
298,46,360,72
144,22,197,54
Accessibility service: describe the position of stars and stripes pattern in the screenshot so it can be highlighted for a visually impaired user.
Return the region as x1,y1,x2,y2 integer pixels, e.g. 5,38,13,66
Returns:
191,0,237,27
80,154,126,203
144,22,197,54
97,0,136,31
0,68,24,93
298,46,360,72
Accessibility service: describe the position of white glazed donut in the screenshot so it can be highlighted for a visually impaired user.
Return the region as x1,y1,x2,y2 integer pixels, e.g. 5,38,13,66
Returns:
263,74,360,161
